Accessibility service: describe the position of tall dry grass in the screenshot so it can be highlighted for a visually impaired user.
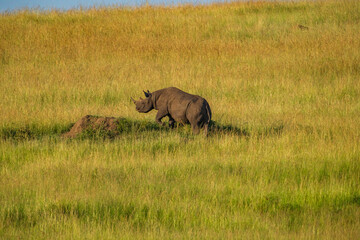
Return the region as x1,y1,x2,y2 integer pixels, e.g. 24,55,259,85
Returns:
0,0,360,239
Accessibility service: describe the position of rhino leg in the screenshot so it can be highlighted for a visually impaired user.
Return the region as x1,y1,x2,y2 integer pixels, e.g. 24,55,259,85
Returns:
187,115,202,135
191,123,200,135
155,109,169,126
168,116,175,128
203,123,209,137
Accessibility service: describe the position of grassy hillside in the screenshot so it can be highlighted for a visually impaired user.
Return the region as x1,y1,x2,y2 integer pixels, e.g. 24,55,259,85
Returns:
1,0,360,238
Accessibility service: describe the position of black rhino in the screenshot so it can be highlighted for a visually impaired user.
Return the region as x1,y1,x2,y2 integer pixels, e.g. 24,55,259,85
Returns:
131,87,212,136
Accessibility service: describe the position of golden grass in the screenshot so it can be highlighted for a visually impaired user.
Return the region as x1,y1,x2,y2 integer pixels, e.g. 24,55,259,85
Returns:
0,0,360,238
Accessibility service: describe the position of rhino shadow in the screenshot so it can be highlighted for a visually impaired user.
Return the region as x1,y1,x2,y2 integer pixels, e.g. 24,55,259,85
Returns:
209,121,250,137
1,116,285,141
208,120,284,138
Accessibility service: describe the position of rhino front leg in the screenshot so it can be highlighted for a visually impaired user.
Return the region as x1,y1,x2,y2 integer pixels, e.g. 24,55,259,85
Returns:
168,115,175,128
155,109,168,126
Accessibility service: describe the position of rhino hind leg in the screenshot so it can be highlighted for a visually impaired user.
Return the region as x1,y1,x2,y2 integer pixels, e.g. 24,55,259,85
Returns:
191,124,200,135
191,121,210,136
203,123,209,137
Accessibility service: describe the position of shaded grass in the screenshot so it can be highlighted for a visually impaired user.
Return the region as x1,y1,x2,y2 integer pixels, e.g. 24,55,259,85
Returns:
0,118,285,141
0,123,71,141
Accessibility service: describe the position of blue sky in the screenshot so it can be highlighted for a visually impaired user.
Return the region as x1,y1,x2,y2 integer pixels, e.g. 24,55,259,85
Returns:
0,0,227,12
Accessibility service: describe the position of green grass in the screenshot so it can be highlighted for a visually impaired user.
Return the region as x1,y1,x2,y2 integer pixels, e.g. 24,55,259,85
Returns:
1,0,360,238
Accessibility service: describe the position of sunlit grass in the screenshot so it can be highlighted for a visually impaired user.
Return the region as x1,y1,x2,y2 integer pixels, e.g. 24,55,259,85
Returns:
1,0,360,238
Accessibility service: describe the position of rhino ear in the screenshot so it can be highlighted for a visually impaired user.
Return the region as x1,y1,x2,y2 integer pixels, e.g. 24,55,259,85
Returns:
143,90,150,98
130,97,136,104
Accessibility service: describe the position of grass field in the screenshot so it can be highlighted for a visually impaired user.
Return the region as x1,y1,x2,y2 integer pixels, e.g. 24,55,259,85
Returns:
1,0,360,238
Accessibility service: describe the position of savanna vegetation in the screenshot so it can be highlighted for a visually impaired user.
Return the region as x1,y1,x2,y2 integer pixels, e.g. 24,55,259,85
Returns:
1,0,360,238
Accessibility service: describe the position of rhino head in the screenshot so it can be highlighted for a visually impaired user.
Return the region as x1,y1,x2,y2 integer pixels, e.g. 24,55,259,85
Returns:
131,90,154,113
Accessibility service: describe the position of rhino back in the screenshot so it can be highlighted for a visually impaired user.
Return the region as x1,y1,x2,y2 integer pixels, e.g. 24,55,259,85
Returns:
152,87,195,108
153,87,203,123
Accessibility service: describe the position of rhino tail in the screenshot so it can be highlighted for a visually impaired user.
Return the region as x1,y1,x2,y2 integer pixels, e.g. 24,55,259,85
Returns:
205,102,211,125
204,103,211,137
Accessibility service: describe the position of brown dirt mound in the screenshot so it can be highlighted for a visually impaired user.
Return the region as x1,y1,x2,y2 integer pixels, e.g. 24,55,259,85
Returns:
62,115,119,138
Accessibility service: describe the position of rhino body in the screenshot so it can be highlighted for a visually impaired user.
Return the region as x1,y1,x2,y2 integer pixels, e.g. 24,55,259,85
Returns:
132,87,212,136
